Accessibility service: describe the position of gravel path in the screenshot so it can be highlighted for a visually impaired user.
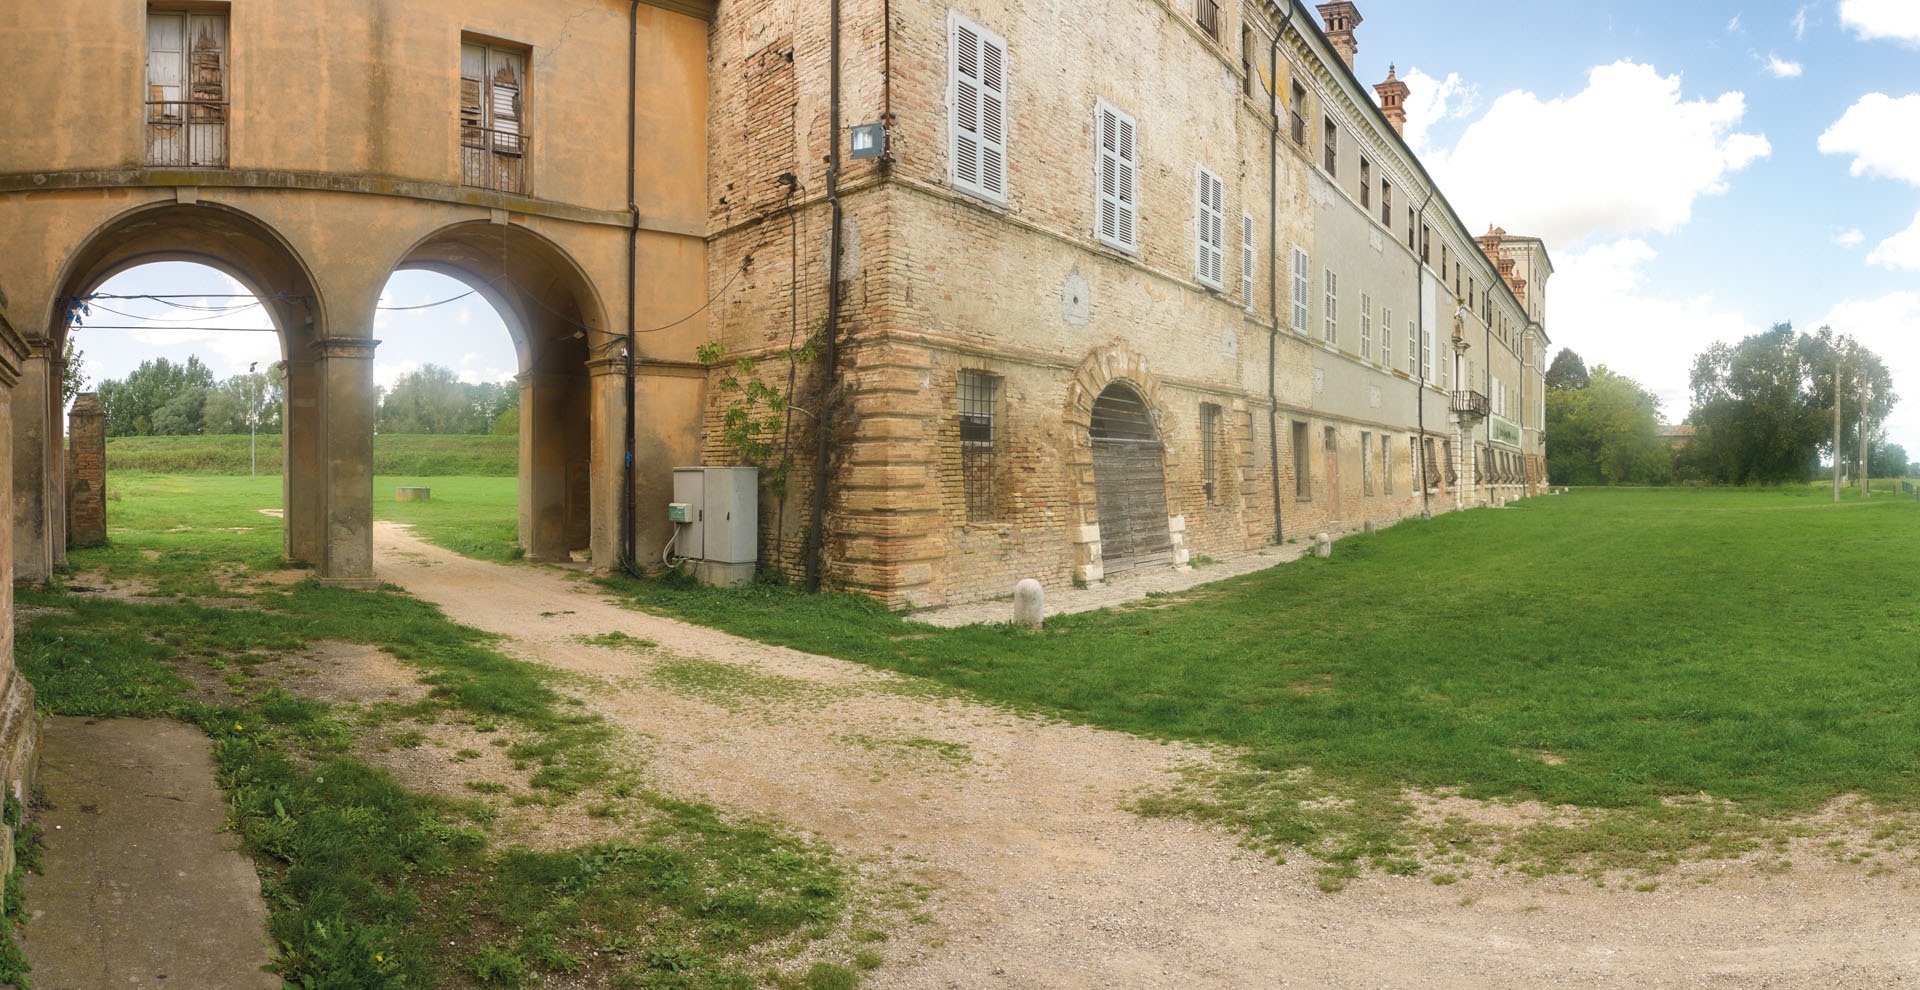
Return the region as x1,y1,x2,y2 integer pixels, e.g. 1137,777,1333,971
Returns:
373,523,1920,988
907,544,1312,628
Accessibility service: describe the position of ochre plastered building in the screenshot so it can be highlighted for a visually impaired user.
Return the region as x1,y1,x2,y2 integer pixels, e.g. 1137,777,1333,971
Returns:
0,0,1547,608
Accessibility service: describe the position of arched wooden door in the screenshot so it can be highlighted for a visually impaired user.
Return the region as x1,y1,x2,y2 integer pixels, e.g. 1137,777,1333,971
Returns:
1090,383,1173,574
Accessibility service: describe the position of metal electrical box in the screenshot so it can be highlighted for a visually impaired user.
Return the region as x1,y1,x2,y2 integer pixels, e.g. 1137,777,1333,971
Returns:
670,466,757,587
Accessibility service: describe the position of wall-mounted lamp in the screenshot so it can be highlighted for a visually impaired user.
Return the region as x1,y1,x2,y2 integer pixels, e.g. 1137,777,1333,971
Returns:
849,121,889,160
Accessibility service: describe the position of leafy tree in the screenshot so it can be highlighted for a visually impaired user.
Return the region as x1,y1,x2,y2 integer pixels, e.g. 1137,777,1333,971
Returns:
1681,323,1895,484
1871,441,1908,479
98,356,217,437
202,368,283,434
149,387,207,435
376,365,514,434
1544,349,1589,391
1544,366,1670,484
61,337,86,407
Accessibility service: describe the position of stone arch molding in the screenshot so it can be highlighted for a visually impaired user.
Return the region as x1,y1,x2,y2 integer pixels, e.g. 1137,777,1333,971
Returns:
1061,344,1189,583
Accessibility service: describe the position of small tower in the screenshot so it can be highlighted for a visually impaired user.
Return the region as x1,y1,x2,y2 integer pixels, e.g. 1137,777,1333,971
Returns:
1316,2,1362,69
1375,64,1409,135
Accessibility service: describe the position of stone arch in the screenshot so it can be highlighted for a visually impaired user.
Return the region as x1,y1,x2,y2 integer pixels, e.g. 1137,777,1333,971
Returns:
26,201,331,580
1061,345,1186,582
380,221,611,563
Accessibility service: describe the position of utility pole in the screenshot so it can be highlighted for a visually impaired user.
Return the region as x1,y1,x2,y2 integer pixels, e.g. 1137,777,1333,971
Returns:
1833,353,1842,502
248,361,258,478
1860,379,1870,498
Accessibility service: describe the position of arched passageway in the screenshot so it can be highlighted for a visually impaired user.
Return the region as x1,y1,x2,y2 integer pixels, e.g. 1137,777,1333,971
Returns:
384,222,611,564
26,202,333,582
1089,382,1172,575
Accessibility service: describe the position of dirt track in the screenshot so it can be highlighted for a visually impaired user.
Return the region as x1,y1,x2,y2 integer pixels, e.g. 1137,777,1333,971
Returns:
373,522,1920,988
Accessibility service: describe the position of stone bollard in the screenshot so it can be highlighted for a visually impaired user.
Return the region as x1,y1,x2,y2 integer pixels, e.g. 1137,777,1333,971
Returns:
1313,533,1331,558
1363,519,1378,534
1012,578,1044,630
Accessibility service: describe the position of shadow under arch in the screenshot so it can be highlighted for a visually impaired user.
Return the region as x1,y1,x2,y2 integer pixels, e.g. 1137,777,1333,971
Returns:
381,221,612,563
22,201,329,581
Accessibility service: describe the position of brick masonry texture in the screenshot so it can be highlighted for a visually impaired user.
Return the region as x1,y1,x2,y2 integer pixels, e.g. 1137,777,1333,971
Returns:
704,0,1549,608
67,393,105,549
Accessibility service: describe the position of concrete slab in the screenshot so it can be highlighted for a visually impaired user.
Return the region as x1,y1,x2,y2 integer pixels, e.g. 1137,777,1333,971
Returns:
20,717,278,990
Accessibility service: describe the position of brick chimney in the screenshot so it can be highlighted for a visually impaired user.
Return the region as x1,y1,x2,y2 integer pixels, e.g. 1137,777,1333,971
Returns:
1375,64,1408,135
1478,226,1529,306
1317,2,1362,69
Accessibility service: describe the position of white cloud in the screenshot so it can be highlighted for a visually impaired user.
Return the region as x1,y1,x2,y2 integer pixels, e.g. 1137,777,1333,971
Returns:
1758,52,1803,78
1548,238,1764,421
1399,68,1478,158
1418,61,1769,249
374,360,422,393
1822,292,1920,451
1818,93,1920,185
1839,0,1920,44
1727,13,1744,33
1867,210,1920,270
1834,228,1865,247
1793,5,1814,39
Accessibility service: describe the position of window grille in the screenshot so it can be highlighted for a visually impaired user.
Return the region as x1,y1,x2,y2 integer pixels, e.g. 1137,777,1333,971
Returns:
959,371,997,521
1201,404,1221,503
146,12,228,168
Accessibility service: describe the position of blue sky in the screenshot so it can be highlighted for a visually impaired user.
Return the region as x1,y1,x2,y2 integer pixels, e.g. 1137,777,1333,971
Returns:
72,2,1920,448
72,264,517,397
1360,0,1920,447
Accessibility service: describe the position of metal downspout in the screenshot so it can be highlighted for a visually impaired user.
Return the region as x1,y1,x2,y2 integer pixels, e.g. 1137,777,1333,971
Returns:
622,0,640,574
1415,186,1434,519
1266,0,1296,545
805,0,844,593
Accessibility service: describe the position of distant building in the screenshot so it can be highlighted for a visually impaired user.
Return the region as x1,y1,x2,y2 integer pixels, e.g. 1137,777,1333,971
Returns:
1660,424,1698,450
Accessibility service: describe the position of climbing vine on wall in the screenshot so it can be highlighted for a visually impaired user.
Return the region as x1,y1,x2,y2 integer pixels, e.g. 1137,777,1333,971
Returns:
696,328,821,500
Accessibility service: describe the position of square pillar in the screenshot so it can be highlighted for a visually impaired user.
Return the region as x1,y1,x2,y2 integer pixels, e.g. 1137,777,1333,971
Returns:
313,338,378,587
518,371,571,563
11,348,53,585
47,353,65,570
65,393,106,548
587,357,627,572
280,359,322,565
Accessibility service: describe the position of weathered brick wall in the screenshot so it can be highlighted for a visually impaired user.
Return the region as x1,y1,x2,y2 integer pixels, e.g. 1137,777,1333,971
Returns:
67,392,105,548
702,0,1540,607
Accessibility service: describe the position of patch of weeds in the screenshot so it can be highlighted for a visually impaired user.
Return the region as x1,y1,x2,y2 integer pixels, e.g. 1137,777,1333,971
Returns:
1190,555,1217,567
573,631,658,652
466,781,509,795
387,729,427,750
651,657,828,709
852,949,884,971
839,733,973,768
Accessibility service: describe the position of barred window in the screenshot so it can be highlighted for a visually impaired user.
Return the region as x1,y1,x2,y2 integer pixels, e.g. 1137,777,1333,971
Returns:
1201,403,1221,504
959,370,998,521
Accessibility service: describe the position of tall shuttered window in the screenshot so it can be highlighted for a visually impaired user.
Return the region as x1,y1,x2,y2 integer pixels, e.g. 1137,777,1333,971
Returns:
1359,293,1372,361
1407,320,1418,377
959,370,998,521
1096,101,1137,251
1293,421,1311,498
1195,166,1226,289
1201,403,1221,504
1241,214,1257,309
1323,269,1338,344
1381,308,1393,368
146,11,228,167
1291,247,1310,334
951,16,1008,203
461,41,530,194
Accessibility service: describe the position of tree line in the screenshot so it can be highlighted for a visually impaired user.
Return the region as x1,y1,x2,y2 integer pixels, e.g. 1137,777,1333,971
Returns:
87,359,518,437
1545,323,1905,485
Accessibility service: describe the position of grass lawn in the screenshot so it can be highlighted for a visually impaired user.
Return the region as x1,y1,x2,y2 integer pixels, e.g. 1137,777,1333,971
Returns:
605,485,1920,885
106,433,518,476
21,471,865,988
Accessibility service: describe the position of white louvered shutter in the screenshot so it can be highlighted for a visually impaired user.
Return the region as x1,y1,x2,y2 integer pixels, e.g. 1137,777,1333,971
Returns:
953,20,1008,201
1291,248,1310,333
1381,309,1393,366
1097,104,1136,250
1241,214,1256,309
1360,293,1372,360
147,13,185,106
1323,270,1338,343
1195,168,1224,289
